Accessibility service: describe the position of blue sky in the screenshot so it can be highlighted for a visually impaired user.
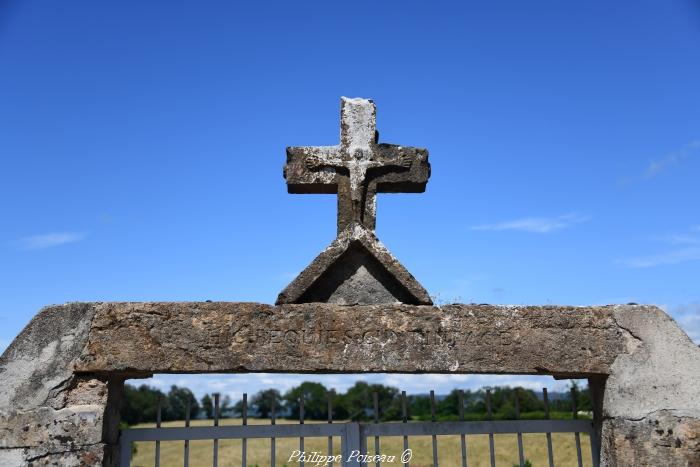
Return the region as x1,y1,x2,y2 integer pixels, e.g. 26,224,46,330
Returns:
1,0,699,400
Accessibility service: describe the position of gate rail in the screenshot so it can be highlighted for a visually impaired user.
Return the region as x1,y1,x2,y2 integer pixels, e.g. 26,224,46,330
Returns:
119,387,600,467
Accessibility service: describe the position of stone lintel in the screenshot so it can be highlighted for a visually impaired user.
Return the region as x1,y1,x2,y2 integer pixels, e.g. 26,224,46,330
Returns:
72,302,627,375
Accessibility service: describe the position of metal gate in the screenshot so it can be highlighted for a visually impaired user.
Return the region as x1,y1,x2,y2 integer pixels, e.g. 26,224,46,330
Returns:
119,388,600,467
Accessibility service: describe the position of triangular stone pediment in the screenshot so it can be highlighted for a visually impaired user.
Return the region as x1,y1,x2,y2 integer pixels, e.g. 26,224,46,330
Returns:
276,225,432,305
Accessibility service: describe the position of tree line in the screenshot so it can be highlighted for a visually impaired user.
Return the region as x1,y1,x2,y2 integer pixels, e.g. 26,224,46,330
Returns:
120,380,591,425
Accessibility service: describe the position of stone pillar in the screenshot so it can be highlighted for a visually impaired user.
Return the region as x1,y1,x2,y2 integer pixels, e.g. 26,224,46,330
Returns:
0,304,123,466
0,374,123,466
588,375,606,462
599,306,700,465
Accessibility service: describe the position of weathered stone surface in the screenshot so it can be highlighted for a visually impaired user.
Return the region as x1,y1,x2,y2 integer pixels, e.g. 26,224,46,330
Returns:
75,302,623,375
284,97,430,233
601,412,700,466
0,449,24,466
605,306,700,419
20,443,107,466
0,305,120,466
277,225,432,305
0,416,104,466
0,405,104,450
599,306,700,466
0,303,96,411
281,98,432,306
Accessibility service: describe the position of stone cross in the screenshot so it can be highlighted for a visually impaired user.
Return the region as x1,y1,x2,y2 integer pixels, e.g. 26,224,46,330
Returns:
284,97,431,233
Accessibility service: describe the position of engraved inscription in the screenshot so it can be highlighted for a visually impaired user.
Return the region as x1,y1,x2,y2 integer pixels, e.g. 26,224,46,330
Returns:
230,325,461,347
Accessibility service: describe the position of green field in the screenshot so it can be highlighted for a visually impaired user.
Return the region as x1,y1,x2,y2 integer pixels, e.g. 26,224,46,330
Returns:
129,418,593,467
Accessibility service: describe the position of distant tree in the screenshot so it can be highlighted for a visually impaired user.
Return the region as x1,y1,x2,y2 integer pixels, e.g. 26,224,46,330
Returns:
337,382,400,421
514,387,542,413
250,389,282,418
468,391,486,414
164,385,199,421
233,396,245,418
284,382,328,419
220,395,234,418
329,389,348,420
497,398,517,419
549,381,593,414
570,380,592,412
201,394,214,419
120,381,594,425
408,394,431,419
437,389,477,418
479,386,542,418
120,384,165,425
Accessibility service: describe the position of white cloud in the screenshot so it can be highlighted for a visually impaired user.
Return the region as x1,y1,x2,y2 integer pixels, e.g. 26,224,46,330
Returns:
431,274,490,304
618,226,700,268
654,234,700,246
470,213,589,234
616,247,700,268
19,232,86,250
664,303,700,345
645,140,700,178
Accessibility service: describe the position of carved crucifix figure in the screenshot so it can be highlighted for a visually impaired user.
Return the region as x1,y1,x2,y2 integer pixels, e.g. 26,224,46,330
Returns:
304,136,412,225
284,97,431,233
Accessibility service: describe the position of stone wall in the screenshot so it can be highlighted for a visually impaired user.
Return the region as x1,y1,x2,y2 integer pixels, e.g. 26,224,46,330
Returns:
1,302,698,466
0,303,120,466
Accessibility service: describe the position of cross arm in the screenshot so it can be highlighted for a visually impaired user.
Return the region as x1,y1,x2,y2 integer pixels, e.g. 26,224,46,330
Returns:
371,144,431,193
366,154,412,170
284,146,342,194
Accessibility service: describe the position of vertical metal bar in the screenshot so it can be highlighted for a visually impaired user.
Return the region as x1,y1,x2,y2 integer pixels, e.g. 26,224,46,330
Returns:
373,392,380,467
184,399,191,467
575,431,584,466
401,391,409,467
343,423,362,467
213,393,220,467
572,387,583,467
486,389,496,467
119,433,131,467
542,388,554,467
359,424,368,467
155,397,161,467
458,390,467,467
300,392,305,467
430,390,439,467
514,389,525,467
242,393,248,467
328,390,334,467
341,422,349,463
590,423,601,467
271,395,276,467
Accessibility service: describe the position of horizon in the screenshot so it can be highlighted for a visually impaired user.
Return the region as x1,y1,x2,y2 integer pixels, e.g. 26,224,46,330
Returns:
2,0,699,401
125,372,582,410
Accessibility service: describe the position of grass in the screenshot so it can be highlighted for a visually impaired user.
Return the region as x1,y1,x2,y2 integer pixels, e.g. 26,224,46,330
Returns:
129,418,593,467
416,411,591,422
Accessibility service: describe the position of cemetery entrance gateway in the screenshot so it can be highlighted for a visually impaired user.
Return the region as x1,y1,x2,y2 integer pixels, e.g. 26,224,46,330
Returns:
119,98,601,467
119,387,600,467
4,96,700,466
